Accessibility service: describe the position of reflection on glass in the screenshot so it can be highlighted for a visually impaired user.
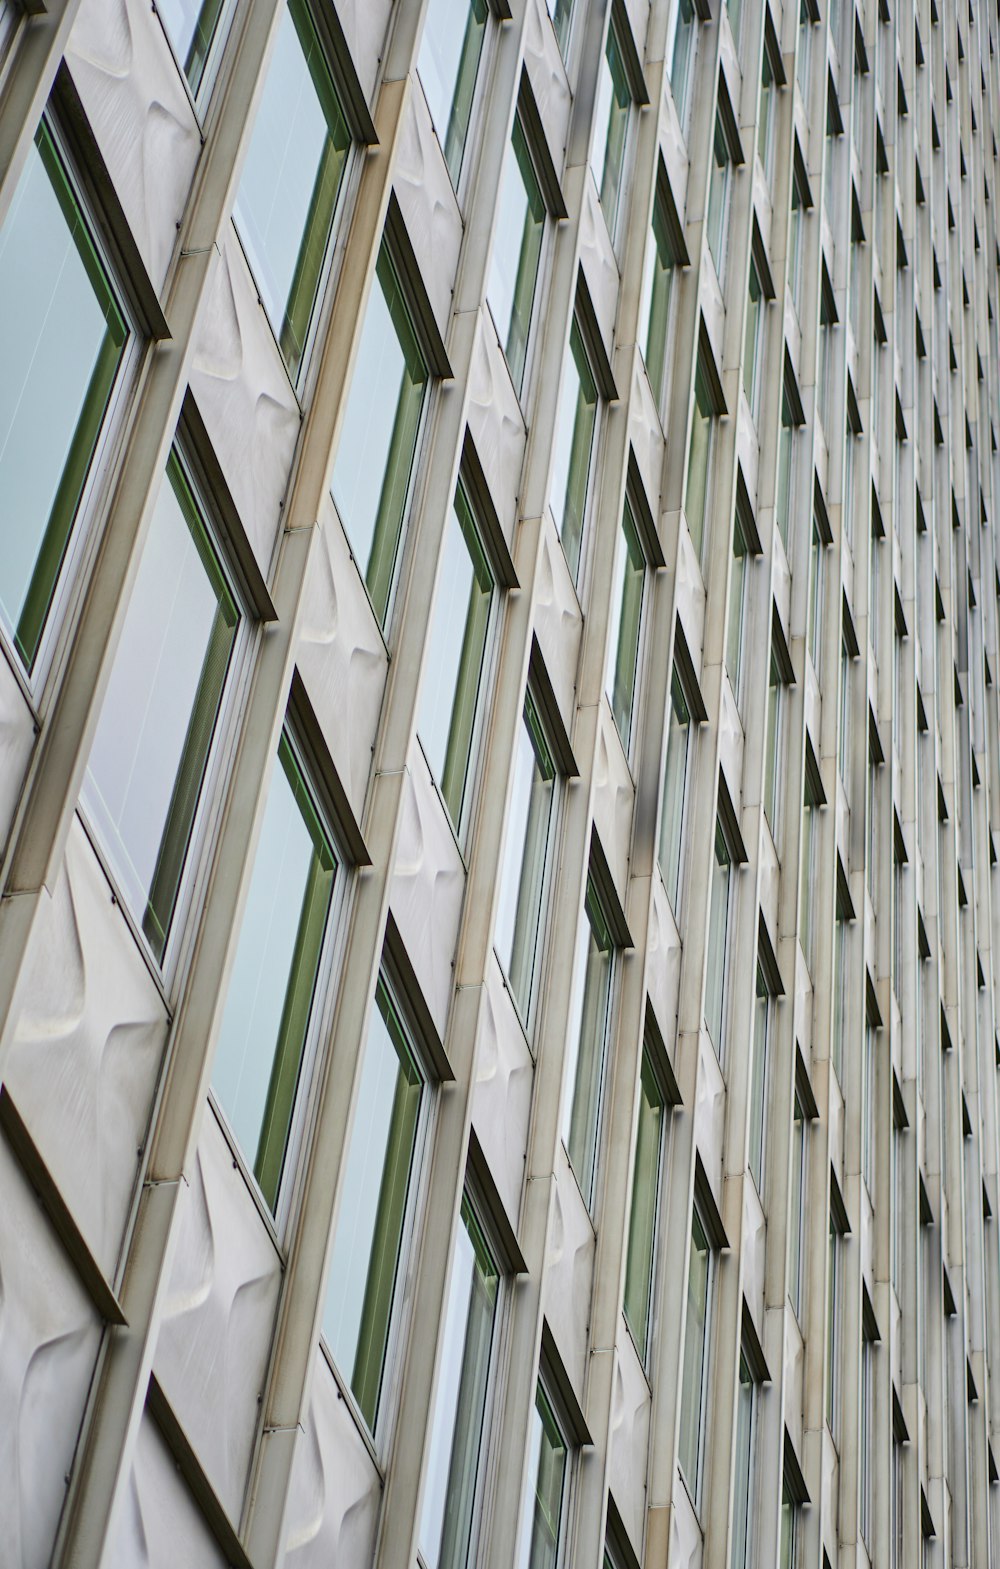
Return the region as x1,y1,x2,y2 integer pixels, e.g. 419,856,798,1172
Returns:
550,318,598,581
776,397,794,551
748,967,768,1191
418,0,488,185
155,0,226,93
659,668,692,907
0,121,128,671
624,1048,665,1358
670,0,696,125
726,517,749,699
546,0,574,56
515,1385,567,1569
743,262,763,416
418,483,493,827
706,116,731,279
679,1207,711,1496
213,735,336,1210
332,245,428,625
323,979,423,1430
234,0,350,378
641,193,676,409
564,880,614,1208
495,696,556,1025
730,1358,755,1569
788,1098,806,1317
487,117,545,394
420,1199,499,1569
764,648,782,831
607,501,646,753
704,822,732,1052
686,362,714,560
85,454,238,960
590,22,631,233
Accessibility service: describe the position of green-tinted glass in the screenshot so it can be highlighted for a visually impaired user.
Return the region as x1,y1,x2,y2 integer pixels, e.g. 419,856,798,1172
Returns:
726,517,749,696
157,0,226,93
548,0,573,56
748,966,768,1190
598,23,631,231
610,501,646,752
551,318,598,580
488,117,545,394
624,1049,665,1357
644,195,675,407
566,881,614,1207
418,0,489,185
686,363,713,560
323,979,424,1431
0,121,128,671
763,651,781,829
659,668,691,906
496,694,556,1023
518,1386,567,1569
706,118,730,276
670,0,696,122
743,263,763,412
234,0,350,379
679,1208,711,1494
705,823,732,1050
212,735,336,1212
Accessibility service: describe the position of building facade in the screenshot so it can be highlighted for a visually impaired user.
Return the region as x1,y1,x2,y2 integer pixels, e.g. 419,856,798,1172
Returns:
0,0,999,1565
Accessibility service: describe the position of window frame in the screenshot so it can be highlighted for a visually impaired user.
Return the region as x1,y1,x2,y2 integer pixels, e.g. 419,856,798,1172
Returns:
685,344,721,564
678,1196,716,1507
549,307,601,585
153,0,234,106
590,7,635,241
486,107,549,401
606,490,649,761
705,806,739,1063
623,1033,671,1364
730,1348,759,1569
515,1376,573,1569
748,960,772,1194
416,0,491,192
658,655,699,912
562,871,619,1213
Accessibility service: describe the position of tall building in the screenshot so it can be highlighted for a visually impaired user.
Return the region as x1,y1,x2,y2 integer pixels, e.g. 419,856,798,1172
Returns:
1,0,1000,1564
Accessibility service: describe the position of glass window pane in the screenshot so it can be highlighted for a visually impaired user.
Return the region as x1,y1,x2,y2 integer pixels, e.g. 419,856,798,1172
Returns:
686,363,714,560
546,0,573,55
418,482,493,827
550,318,598,581
748,967,768,1190
624,1049,665,1357
487,118,545,394
213,735,337,1210
679,1208,711,1494
85,453,239,960
705,824,731,1051
726,520,748,697
730,1358,755,1569
156,0,226,93
764,651,782,832
592,23,631,232
776,397,794,552
564,881,615,1207
789,1100,805,1316
323,979,424,1430
659,668,691,907
642,195,675,408
706,119,730,278
743,263,763,414
0,121,128,671
332,245,428,625
516,1385,567,1569
495,696,556,1024
758,51,774,174
420,1198,499,1569
417,0,488,186
233,0,350,378
670,0,696,123
608,500,646,752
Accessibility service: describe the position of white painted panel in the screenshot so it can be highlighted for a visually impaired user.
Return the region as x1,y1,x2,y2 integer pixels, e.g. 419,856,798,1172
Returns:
283,1351,381,1567
154,1109,282,1521
608,1328,651,1556
331,0,392,106
578,179,621,358
107,1413,226,1569
466,317,527,550
542,1144,595,1397
592,703,635,905
533,513,583,736
472,955,533,1230
646,875,682,1050
0,1132,102,1569
742,1180,766,1336
670,1470,703,1569
629,349,665,521
694,1030,726,1205
394,86,462,339
6,814,168,1278
522,0,571,179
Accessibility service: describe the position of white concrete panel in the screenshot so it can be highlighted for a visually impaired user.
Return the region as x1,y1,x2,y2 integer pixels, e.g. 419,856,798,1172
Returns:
6,814,168,1278
66,0,200,293
297,500,388,824
694,1030,726,1204
659,109,689,224
717,678,744,809
773,531,791,638
578,179,621,358
466,316,527,549
592,703,635,905
533,513,583,735
646,874,682,1049
670,1471,703,1569
394,86,462,339
331,0,392,106
189,225,300,584
543,1144,595,1397
629,350,665,520
389,742,466,1039
758,825,779,943
522,0,571,178
107,1413,226,1569
675,524,707,666
622,0,650,61
735,396,760,507
608,1328,651,1556
282,1351,381,1568
742,1179,766,1335
829,1073,844,1185
0,1132,102,1569
472,955,533,1230
155,1108,282,1521
0,645,34,856
784,1309,804,1455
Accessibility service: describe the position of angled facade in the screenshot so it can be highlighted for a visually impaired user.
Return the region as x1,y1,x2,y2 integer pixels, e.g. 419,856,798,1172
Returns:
1,0,1000,1566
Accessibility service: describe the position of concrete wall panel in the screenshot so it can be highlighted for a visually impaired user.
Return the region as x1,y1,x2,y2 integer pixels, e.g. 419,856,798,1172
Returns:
533,514,583,734
107,1413,226,1569
592,704,635,905
471,955,533,1231
522,0,571,180
694,1030,727,1203
394,87,463,339
608,1327,651,1557
282,1351,381,1568
578,180,620,360
742,1179,766,1335
646,874,682,1048
543,1144,595,1396
331,0,392,107
467,317,527,549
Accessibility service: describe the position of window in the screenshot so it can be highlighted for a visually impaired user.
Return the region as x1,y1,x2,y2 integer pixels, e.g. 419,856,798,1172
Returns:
156,0,227,94
838,628,853,791
863,1014,876,1193
705,817,734,1057
748,964,771,1193
331,243,428,627
641,181,678,411
213,729,339,1214
867,735,879,900
659,663,695,908
590,14,633,236
860,1332,874,1548
788,1093,807,1318
775,392,795,554
417,0,489,186
494,694,557,1029
624,1044,668,1360
669,0,697,127
545,0,573,57
818,278,837,432
788,158,808,316
84,450,240,963
807,510,825,675
706,113,733,281
607,497,647,754
686,353,716,560
487,114,545,396
419,1195,500,1569
758,33,777,181
797,0,812,97
799,755,822,974
730,1353,758,1569
0,118,130,674
832,898,849,1083
743,257,765,421
515,1382,569,1569
763,641,785,835
563,878,616,1209
418,478,495,831
550,315,599,582
779,1481,798,1569
323,974,426,1432
826,1207,843,1436
726,505,752,702
679,1203,714,1501
234,0,351,379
